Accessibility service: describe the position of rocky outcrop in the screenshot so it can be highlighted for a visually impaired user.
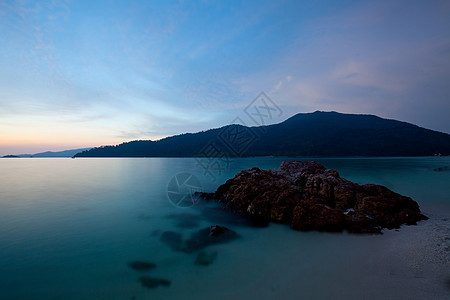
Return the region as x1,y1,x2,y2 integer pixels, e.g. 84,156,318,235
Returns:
199,161,428,233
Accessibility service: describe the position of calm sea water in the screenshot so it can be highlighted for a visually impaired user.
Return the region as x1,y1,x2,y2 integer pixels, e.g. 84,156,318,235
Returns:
0,157,449,299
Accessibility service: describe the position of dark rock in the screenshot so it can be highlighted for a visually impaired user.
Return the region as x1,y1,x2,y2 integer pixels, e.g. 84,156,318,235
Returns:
138,276,171,289
292,202,344,232
195,251,218,266
334,178,356,209
199,161,428,234
209,225,230,237
128,261,156,271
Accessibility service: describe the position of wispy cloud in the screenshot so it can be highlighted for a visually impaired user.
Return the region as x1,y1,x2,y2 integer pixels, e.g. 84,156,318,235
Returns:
1,0,449,155
225,0,450,132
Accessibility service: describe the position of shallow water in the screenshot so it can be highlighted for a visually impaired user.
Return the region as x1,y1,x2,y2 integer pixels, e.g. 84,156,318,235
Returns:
0,157,449,299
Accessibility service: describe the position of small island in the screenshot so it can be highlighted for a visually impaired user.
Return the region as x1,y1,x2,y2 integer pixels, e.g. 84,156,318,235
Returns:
199,161,428,233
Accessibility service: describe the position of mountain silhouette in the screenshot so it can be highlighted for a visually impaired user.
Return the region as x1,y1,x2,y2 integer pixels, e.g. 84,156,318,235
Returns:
74,111,450,157
6,148,93,158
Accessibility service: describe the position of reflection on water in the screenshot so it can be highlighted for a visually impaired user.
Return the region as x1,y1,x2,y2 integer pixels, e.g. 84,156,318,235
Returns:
0,157,449,299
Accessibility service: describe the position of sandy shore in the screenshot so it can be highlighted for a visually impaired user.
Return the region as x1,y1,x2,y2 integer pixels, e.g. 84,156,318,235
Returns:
370,204,450,300
221,204,450,300
142,203,449,300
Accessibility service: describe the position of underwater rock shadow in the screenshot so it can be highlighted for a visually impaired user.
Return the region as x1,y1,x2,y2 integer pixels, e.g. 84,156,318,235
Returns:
160,225,240,253
128,261,156,271
433,166,450,172
164,204,269,230
138,276,171,289
199,205,269,228
195,251,218,266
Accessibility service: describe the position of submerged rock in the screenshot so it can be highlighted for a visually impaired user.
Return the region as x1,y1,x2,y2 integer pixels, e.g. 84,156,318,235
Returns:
195,251,218,266
433,166,450,172
160,231,183,251
198,161,428,234
160,225,239,253
128,261,156,271
199,206,269,228
183,225,239,253
138,276,171,289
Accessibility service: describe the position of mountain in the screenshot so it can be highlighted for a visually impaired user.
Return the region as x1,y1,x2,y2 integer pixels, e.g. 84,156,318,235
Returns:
74,112,450,157
11,148,93,158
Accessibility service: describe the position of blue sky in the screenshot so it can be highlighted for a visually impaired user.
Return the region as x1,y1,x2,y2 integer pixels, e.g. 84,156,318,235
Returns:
1,0,449,155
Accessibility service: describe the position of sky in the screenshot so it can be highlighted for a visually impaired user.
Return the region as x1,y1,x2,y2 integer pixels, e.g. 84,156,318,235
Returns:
0,0,449,155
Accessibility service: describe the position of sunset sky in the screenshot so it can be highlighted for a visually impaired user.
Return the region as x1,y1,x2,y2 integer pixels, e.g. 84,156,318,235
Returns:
1,0,449,155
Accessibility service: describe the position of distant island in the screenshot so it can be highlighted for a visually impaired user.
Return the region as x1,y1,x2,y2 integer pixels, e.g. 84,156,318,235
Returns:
74,111,450,158
3,148,92,158
28,148,92,158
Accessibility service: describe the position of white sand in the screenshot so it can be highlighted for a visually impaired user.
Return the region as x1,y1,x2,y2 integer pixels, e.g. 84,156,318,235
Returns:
237,204,450,300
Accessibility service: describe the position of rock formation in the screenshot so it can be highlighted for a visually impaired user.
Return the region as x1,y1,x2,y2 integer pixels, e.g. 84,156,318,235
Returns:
199,161,428,233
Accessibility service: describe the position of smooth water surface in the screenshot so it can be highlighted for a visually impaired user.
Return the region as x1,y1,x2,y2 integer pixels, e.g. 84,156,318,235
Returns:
0,157,449,299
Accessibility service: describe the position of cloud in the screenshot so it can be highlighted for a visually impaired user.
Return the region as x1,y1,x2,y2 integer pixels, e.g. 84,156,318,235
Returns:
343,72,358,79
222,0,450,133
1,0,449,156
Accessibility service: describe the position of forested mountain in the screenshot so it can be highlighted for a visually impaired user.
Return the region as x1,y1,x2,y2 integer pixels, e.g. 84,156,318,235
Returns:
74,112,450,157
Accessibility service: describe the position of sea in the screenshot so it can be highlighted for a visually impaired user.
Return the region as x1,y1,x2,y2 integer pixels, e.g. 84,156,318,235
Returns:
0,157,449,299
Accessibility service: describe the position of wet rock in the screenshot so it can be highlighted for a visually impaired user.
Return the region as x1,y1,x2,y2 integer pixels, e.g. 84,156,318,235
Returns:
292,201,344,232
195,251,218,266
209,225,230,237
138,276,171,289
128,261,156,271
199,161,428,234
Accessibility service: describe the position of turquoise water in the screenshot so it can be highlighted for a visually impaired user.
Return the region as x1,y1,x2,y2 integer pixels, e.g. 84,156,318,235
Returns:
0,157,449,299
